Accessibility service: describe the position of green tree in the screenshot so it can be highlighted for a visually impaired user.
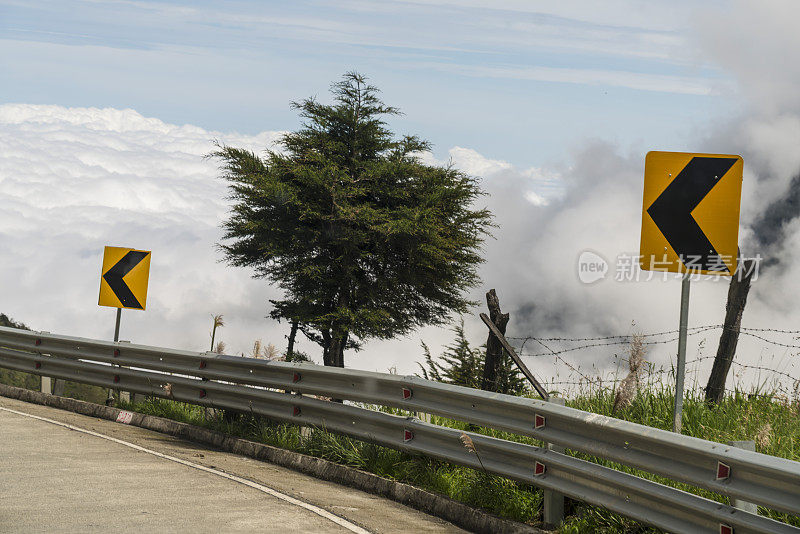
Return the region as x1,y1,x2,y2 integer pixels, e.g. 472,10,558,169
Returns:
419,320,528,395
0,313,29,330
214,73,493,367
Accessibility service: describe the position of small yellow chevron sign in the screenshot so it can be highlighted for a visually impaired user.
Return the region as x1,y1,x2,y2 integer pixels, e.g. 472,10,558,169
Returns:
640,151,743,276
98,246,151,310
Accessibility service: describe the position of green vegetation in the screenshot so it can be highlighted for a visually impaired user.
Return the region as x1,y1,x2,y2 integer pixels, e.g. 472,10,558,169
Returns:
418,319,528,395
0,366,109,405
213,72,493,367
2,311,797,530
120,384,800,533
0,313,109,405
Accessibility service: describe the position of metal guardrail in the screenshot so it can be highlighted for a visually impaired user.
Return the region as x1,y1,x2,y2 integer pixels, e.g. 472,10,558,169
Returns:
0,326,798,533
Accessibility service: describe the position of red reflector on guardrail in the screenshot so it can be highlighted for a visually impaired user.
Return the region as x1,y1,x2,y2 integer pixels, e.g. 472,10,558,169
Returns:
199,360,206,369
113,375,120,383
35,339,41,346
534,414,545,429
720,524,733,534
199,389,207,398
402,387,412,400
293,372,301,383
293,406,301,416
716,461,730,481
35,362,41,369
404,429,413,442
113,349,120,357
534,461,546,476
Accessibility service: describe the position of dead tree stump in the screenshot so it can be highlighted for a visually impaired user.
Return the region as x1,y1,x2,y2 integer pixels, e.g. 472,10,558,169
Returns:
481,289,509,392
705,259,757,405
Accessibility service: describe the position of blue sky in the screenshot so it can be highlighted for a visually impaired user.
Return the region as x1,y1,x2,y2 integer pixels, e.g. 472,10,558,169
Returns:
8,0,800,383
1,0,733,168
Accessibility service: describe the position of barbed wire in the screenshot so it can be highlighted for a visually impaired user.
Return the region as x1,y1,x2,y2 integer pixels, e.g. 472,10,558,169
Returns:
536,344,593,383
535,356,798,390
517,325,722,358
512,324,800,358
508,324,723,343
738,331,800,349
741,326,800,335
729,360,799,384
510,324,800,344
505,321,800,395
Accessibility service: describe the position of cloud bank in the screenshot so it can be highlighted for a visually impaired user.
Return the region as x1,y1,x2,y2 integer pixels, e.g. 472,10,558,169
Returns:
4,0,800,390
0,104,289,360
1,96,798,389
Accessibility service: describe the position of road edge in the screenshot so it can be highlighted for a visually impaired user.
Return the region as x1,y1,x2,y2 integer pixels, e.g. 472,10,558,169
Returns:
0,384,546,534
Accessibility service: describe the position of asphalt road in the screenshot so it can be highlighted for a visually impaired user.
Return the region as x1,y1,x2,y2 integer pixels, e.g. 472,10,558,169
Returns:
0,396,464,533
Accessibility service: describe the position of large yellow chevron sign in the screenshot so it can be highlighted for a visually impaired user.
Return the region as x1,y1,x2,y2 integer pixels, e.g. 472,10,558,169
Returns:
639,151,743,276
98,246,151,310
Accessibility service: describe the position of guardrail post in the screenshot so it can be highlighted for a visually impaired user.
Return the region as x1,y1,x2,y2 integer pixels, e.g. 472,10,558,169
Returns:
53,379,65,396
40,376,52,394
728,440,758,514
117,340,132,404
543,396,565,529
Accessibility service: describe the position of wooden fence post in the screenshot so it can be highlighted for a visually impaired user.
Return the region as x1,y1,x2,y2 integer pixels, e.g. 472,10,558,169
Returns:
481,289,509,392
705,259,756,404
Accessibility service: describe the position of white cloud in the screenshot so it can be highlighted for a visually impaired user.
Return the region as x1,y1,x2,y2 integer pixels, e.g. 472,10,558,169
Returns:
524,191,548,207
427,62,719,96
0,104,287,360
446,146,511,176
363,0,696,32
0,104,561,374
2,101,798,393
693,0,800,116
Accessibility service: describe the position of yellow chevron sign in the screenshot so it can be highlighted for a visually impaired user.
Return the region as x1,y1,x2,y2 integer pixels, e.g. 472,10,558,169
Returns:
98,246,151,310
640,151,743,275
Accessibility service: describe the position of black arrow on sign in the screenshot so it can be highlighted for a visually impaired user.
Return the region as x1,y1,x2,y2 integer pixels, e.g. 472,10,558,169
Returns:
647,157,737,272
103,251,149,309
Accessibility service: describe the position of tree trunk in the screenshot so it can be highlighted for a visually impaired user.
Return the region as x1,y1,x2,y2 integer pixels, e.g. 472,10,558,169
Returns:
481,289,510,392
337,332,348,368
705,259,757,405
325,330,348,403
328,331,348,368
328,284,351,369
322,329,333,366
286,320,298,359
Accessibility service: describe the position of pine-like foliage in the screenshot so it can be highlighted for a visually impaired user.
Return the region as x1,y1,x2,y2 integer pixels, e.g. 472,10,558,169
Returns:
0,314,29,330
419,321,484,388
214,72,493,367
418,320,528,395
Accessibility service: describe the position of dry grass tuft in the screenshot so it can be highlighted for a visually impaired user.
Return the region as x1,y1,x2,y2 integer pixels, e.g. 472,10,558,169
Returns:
459,431,487,473
755,423,772,449
251,339,263,358
459,431,477,453
613,332,646,413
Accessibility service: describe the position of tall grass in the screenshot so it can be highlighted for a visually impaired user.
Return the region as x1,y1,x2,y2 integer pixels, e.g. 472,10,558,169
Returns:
0,368,108,405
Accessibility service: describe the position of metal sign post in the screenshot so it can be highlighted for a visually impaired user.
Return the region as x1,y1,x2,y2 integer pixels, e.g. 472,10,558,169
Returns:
107,307,122,405
99,245,151,405
673,275,691,433
639,151,743,433
114,308,122,342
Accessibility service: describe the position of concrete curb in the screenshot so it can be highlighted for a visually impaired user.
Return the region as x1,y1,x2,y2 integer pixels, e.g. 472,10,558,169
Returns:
0,384,546,534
